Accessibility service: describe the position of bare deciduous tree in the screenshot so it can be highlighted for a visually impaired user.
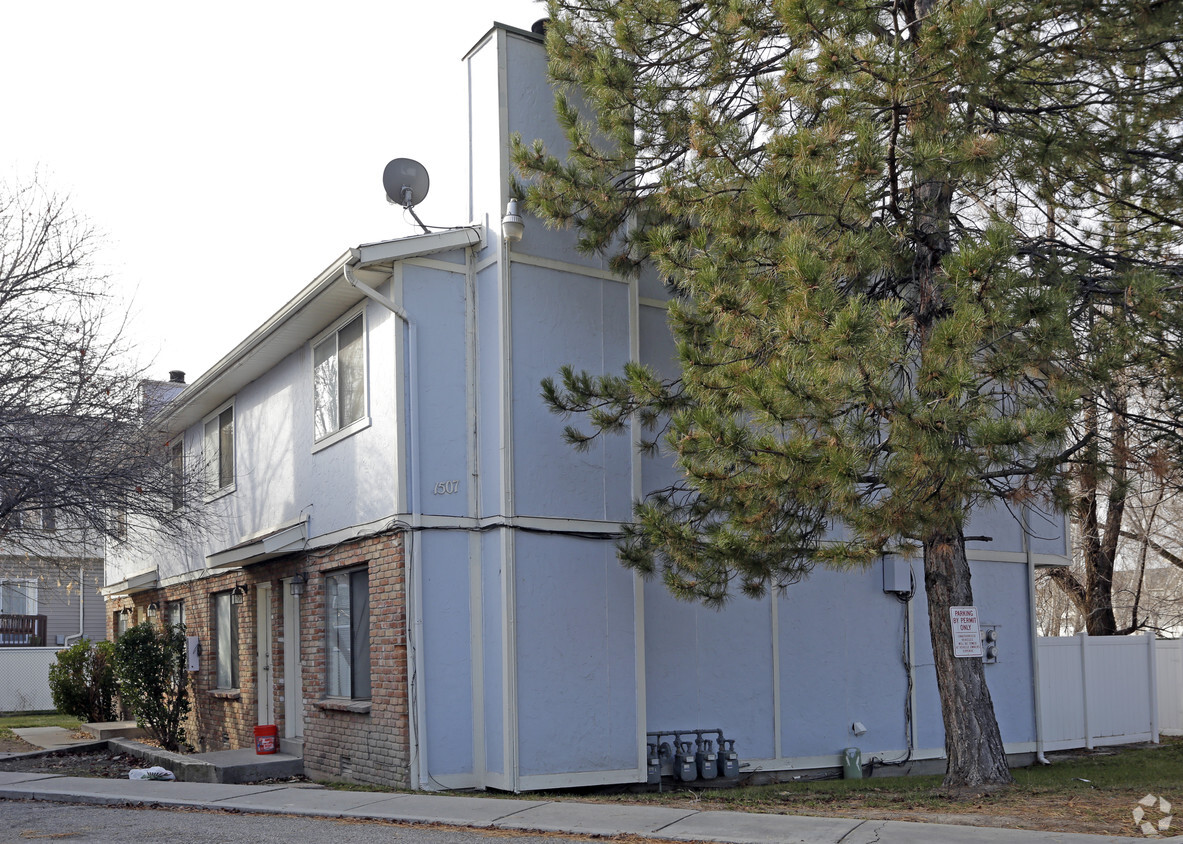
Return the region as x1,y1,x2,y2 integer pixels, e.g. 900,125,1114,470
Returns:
0,177,205,575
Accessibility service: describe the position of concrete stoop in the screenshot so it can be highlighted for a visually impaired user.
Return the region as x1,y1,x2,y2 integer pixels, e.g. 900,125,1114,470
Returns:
109,738,303,784
82,721,148,741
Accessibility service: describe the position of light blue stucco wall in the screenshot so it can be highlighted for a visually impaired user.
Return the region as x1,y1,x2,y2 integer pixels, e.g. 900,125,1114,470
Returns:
404,262,471,518
420,530,475,777
644,585,778,761
514,533,638,777
510,264,632,521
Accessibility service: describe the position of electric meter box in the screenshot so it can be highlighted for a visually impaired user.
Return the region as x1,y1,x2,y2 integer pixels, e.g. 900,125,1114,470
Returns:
882,555,911,594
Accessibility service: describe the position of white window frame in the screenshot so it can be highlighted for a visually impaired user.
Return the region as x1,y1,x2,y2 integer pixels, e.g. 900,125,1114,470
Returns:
325,566,371,700
166,599,185,630
203,399,236,501
0,579,37,615
214,591,240,690
311,308,371,453
169,441,185,511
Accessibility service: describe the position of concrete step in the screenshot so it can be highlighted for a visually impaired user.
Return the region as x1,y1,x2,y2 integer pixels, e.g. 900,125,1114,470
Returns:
82,721,147,741
109,738,303,784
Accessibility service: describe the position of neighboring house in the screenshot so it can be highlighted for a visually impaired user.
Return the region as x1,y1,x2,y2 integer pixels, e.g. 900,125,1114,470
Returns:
0,530,105,648
105,22,1072,792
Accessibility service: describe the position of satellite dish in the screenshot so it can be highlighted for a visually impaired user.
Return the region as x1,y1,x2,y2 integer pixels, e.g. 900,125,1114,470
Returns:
383,158,430,209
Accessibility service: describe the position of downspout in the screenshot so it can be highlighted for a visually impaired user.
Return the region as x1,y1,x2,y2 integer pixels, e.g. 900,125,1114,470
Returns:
1024,505,1051,765
342,261,427,786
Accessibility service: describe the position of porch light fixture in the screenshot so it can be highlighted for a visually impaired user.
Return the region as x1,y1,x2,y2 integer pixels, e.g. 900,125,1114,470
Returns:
289,572,308,596
502,198,524,242
146,602,159,619
230,584,247,605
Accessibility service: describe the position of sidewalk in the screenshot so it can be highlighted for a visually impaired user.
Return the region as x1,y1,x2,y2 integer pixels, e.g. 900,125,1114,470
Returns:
0,769,1135,843
9,726,103,753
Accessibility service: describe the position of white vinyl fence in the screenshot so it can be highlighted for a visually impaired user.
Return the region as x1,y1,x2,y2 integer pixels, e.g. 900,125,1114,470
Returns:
1157,639,1183,736
1037,633,1159,751
0,647,61,712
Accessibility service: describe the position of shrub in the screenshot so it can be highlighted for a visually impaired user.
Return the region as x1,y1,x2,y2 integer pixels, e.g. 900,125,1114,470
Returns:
114,622,191,752
47,638,119,723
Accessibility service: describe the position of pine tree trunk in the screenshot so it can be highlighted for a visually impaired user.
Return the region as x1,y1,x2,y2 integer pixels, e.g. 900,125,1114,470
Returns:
923,529,1014,787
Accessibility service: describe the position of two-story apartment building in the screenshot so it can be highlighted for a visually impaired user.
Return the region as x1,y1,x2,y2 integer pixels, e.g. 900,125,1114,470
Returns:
105,21,1072,791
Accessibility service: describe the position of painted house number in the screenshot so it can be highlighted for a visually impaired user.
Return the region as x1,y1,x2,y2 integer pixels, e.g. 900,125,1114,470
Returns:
433,480,460,495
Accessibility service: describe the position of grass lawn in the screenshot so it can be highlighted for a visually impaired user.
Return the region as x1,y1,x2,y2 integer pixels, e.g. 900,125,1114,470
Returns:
0,713,83,744
476,740,1183,837
321,740,1182,835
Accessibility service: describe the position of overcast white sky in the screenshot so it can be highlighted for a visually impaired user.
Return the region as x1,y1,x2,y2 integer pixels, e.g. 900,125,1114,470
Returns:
2,0,544,382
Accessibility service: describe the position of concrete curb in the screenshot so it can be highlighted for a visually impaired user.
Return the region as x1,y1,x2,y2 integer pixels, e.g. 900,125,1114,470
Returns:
0,741,111,761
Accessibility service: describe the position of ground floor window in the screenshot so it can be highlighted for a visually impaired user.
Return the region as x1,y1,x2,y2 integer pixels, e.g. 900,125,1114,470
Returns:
215,591,239,689
326,567,370,699
166,600,185,630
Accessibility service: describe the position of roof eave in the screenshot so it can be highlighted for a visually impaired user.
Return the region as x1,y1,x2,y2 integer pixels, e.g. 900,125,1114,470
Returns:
157,226,485,436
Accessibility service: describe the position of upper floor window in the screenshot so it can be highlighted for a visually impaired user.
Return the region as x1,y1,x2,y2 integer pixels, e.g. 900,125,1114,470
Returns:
203,402,235,496
0,579,36,615
169,442,184,511
313,313,366,442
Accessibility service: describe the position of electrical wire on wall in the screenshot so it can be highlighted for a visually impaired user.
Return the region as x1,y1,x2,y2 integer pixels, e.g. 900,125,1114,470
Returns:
866,563,916,777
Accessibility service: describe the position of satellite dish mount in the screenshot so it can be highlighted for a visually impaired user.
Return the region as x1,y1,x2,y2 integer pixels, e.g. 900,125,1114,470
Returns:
383,158,431,234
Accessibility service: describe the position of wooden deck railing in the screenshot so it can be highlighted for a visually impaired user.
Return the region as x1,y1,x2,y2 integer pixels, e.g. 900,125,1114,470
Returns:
0,614,47,646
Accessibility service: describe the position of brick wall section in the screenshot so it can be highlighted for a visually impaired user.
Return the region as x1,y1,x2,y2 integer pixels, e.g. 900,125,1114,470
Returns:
300,532,409,787
105,530,408,788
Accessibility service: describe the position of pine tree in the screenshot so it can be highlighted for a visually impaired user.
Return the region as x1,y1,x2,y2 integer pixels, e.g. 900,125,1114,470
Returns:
514,0,1183,787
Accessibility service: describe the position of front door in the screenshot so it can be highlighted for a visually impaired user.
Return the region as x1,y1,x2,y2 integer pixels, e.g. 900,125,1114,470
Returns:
257,583,274,725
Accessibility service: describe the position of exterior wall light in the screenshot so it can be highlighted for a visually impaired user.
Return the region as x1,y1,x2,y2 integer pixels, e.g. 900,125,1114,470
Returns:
290,572,308,596
147,602,159,619
230,584,247,605
502,198,525,242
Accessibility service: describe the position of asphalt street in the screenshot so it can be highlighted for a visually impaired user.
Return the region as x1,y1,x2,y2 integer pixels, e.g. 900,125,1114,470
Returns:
0,800,598,844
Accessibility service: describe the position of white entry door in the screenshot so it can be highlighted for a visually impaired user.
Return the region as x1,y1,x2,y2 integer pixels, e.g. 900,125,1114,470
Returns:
257,583,274,725
282,577,305,739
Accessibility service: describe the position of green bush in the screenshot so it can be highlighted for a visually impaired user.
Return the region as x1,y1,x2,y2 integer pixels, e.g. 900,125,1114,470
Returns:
114,622,191,752
47,638,119,723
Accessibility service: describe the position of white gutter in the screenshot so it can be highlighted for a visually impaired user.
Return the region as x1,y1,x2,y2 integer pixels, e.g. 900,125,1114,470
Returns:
344,255,430,791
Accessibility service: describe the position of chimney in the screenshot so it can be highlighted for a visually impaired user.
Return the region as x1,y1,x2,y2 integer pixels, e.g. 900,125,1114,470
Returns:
169,370,186,384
